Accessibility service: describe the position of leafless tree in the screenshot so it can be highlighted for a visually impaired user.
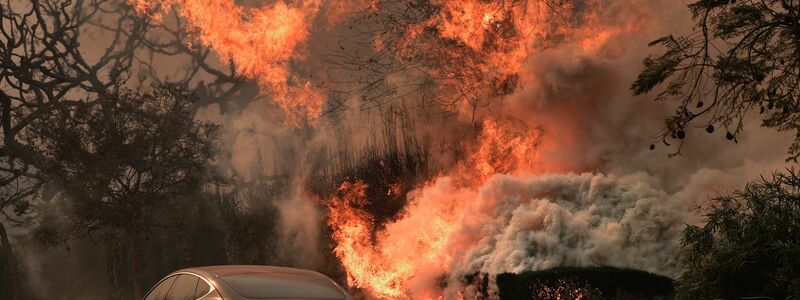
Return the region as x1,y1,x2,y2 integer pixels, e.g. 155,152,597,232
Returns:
0,0,242,298
0,1,148,297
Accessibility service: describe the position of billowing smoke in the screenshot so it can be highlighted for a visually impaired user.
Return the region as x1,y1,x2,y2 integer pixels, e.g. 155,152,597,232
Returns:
193,0,791,298
322,171,691,298
315,0,793,298
442,172,687,298
10,0,794,299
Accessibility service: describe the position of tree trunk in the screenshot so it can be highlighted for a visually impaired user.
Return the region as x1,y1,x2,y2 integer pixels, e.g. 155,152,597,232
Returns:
0,220,18,300
127,229,144,300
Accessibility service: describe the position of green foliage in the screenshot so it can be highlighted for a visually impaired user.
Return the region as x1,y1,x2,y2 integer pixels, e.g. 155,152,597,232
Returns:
678,170,800,299
633,0,800,159
631,35,690,96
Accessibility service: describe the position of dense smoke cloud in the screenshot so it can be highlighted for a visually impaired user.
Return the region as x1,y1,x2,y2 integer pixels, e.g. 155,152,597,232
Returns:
199,0,793,298
9,0,795,298
499,0,791,184
439,172,687,298
316,0,794,298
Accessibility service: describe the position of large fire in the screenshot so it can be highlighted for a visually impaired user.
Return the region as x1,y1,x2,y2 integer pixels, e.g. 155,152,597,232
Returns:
327,118,546,299
126,1,661,299
127,0,627,124
127,0,559,123
129,0,362,124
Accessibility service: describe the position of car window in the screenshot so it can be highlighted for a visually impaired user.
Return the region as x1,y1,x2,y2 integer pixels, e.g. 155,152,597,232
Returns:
144,275,177,300
220,273,345,299
166,274,200,300
193,278,211,299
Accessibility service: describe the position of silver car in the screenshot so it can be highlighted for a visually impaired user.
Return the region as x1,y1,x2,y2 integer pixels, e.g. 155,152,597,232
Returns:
143,265,352,300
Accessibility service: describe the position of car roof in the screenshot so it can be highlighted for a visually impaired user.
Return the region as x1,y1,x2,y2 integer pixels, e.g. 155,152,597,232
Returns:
176,265,328,277
168,265,347,300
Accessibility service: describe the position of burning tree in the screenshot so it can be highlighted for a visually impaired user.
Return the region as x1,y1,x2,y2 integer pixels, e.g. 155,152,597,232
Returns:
633,0,800,158
324,0,547,119
30,87,218,298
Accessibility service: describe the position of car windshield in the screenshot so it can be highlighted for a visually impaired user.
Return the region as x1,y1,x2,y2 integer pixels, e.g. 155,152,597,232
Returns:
219,272,345,300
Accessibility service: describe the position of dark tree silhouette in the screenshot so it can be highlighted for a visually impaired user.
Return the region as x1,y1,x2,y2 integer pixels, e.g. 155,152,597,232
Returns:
0,1,150,297
632,0,800,158
0,0,244,297
30,86,218,298
679,170,800,299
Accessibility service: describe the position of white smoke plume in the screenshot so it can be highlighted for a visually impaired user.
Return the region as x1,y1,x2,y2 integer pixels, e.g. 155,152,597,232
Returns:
9,0,796,298
442,172,687,298
202,0,793,296
317,0,795,298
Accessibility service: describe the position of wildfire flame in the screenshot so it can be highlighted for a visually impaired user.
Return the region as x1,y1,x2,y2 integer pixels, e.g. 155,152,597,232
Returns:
319,1,644,296
124,1,652,298
127,0,553,124
328,180,460,298
327,118,546,299
127,0,628,122
129,0,344,124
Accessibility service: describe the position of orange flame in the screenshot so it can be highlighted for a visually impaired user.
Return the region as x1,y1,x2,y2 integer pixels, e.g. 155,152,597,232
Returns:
129,0,335,124
436,0,543,74
125,1,654,298
327,179,464,299
127,0,632,124
468,118,544,183
327,117,545,298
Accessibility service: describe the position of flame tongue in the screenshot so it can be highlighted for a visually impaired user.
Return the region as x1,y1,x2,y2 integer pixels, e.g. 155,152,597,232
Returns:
326,117,686,299
327,180,462,298
327,117,545,299
129,0,326,124
328,179,470,299
128,0,551,124
122,1,675,298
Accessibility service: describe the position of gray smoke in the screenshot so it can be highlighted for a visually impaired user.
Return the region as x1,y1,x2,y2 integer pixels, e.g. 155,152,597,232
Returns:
434,0,794,297
206,0,794,292
442,172,687,298
9,0,796,298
